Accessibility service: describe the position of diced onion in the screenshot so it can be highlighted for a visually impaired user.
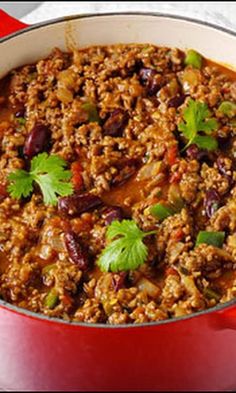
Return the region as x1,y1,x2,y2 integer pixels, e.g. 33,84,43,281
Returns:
39,245,53,260
168,242,185,264
137,277,160,298
137,161,162,181
57,69,76,88
57,87,73,104
181,69,200,92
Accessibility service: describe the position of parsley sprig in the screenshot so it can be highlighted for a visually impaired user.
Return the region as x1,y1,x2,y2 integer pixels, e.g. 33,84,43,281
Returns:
7,153,73,205
178,99,219,151
97,219,156,272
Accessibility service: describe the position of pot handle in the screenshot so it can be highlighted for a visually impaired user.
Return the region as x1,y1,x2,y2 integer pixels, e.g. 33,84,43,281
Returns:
0,9,29,38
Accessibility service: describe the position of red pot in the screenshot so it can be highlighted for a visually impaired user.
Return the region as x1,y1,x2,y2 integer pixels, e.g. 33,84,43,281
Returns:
0,10,236,391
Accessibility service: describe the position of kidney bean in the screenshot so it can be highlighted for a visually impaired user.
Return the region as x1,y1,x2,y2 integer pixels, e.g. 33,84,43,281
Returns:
58,193,102,217
112,272,127,292
23,123,50,159
125,59,143,76
13,100,25,116
139,67,161,96
139,67,155,83
102,206,123,225
15,108,25,118
64,230,89,270
186,144,211,162
168,94,186,108
103,109,129,137
186,144,201,160
0,184,7,202
204,189,221,218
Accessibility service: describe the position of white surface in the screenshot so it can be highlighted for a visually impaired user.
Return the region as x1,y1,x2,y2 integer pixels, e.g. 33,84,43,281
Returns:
21,1,236,32
0,2,41,19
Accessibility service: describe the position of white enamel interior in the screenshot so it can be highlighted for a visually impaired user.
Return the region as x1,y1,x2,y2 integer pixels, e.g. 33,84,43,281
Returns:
0,14,236,78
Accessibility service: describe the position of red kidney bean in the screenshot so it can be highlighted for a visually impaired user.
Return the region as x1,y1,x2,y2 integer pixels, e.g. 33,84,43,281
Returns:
139,67,161,96
58,193,102,217
124,59,143,76
103,109,129,137
23,123,50,159
15,108,25,118
186,144,210,162
186,144,200,160
168,94,186,108
204,189,221,218
0,184,7,202
112,272,127,292
102,206,123,225
64,230,89,270
139,67,155,83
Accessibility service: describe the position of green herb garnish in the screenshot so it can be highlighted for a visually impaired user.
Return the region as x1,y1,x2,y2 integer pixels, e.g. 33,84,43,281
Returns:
150,203,175,221
7,152,73,205
196,231,225,248
97,219,156,272
184,49,202,69
178,99,219,151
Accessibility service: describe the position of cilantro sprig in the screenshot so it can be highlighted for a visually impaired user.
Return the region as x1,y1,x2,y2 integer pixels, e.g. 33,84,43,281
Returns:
7,153,73,205
178,99,219,151
97,219,156,272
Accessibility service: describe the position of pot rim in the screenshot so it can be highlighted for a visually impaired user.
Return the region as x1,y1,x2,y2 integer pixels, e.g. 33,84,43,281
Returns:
1,295,236,329
0,11,236,43
0,11,236,328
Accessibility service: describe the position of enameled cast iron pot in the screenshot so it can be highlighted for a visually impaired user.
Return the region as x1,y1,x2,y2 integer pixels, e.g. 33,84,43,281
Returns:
0,11,236,392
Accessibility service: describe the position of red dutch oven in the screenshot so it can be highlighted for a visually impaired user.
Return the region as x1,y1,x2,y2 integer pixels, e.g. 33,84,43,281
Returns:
0,10,236,392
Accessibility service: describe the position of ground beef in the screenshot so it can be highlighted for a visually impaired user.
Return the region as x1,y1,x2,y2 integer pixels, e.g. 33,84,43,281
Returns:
179,244,233,274
0,44,236,324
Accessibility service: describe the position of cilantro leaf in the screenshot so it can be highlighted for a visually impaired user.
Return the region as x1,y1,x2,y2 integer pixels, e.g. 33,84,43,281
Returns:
7,153,73,205
97,219,156,272
106,219,144,240
35,172,73,206
7,170,34,199
30,153,69,174
193,135,218,151
178,99,219,150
